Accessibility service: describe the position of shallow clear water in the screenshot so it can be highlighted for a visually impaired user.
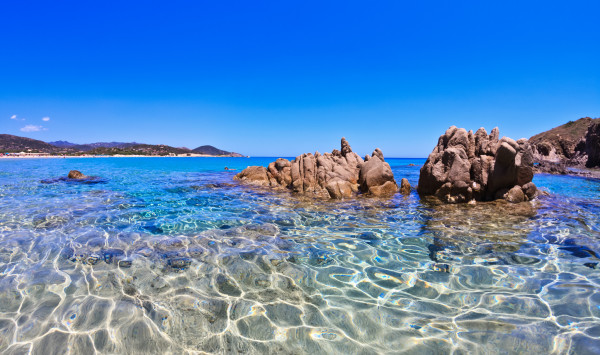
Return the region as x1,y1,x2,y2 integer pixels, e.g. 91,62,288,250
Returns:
0,157,599,354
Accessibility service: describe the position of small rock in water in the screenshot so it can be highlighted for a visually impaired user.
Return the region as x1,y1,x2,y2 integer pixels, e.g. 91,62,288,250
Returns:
103,249,125,264
167,258,192,270
521,182,538,200
400,178,411,195
504,185,525,203
118,260,133,268
41,170,107,184
123,284,137,296
432,263,451,273
68,170,86,179
86,255,100,265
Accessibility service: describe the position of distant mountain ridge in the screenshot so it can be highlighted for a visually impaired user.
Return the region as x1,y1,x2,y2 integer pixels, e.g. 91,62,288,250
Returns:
0,134,71,153
1,135,244,156
47,140,77,148
48,141,140,152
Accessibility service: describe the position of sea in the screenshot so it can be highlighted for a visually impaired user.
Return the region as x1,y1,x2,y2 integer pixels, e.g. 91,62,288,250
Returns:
0,157,599,354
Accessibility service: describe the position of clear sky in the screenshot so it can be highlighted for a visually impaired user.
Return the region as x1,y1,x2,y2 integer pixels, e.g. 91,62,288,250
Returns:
1,1,599,157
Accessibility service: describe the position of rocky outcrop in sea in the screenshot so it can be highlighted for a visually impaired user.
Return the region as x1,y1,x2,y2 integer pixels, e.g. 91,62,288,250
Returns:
417,126,537,203
40,170,107,184
234,138,399,199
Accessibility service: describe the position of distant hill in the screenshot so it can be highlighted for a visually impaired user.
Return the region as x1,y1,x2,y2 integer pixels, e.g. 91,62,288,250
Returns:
49,141,139,151
0,134,73,153
48,140,78,148
2,134,244,156
87,144,190,156
530,117,600,160
192,145,244,157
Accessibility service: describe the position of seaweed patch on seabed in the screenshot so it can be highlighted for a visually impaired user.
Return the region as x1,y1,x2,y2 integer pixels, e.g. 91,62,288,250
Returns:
40,176,109,184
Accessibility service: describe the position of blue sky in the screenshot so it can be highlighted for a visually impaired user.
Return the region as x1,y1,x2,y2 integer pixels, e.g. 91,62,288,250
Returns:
1,1,599,157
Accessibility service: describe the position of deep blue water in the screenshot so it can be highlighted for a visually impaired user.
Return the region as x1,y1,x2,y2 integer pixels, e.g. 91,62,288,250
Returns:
0,157,599,354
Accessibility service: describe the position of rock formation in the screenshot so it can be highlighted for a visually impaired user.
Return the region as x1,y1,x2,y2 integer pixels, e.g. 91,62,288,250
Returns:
529,117,598,163
418,126,537,203
41,170,106,184
585,121,600,168
400,178,411,195
68,170,86,179
234,138,398,199
528,117,600,174
533,161,569,175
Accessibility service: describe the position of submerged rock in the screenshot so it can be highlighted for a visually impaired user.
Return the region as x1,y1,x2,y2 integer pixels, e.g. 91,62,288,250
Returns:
418,126,537,203
234,138,399,199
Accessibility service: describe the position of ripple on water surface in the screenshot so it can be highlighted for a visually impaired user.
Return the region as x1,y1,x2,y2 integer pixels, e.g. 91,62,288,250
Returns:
0,158,599,354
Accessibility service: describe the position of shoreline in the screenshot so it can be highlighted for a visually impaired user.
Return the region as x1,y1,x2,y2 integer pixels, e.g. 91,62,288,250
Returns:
0,154,249,159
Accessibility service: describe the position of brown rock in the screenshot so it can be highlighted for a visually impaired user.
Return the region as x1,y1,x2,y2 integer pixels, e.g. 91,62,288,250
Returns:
267,158,292,186
504,185,525,203
234,166,269,185
534,161,569,175
358,150,397,196
521,182,537,200
368,180,398,197
536,141,553,156
400,178,411,195
418,126,536,203
234,138,401,199
585,122,600,168
325,179,353,199
68,170,86,179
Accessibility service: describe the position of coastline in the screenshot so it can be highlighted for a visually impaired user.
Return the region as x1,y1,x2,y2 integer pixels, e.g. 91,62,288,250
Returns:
0,154,249,159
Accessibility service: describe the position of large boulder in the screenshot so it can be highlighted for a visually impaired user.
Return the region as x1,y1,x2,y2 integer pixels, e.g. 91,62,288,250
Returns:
585,122,600,168
234,138,399,199
232,166,270,186
358,148,397,197
418,126,537,203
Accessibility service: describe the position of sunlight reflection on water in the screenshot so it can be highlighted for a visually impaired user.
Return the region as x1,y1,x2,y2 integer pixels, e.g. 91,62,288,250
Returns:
0,157,599,354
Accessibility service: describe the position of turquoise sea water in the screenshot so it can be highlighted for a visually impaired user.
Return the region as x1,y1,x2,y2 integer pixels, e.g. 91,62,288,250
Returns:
0,157,599,354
